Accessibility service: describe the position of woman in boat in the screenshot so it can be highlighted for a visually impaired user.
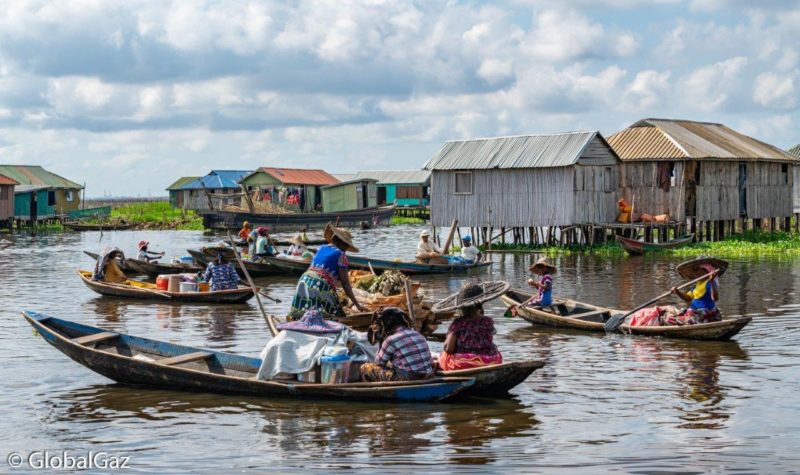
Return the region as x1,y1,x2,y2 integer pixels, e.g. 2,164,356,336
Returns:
202,251,239,291
254,227,276,259
523,258,556,307
287,234,312,258
238,221,252,241
137,240,165,263
288,223,366,320
360,306,433,382
92,248,127,284
435,282,509,371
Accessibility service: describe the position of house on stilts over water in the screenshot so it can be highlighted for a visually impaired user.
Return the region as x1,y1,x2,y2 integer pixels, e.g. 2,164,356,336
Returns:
423,131,621,247
789,143,800,223
608,119,799,240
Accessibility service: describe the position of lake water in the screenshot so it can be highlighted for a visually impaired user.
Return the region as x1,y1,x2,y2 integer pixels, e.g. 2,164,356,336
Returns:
1,226,799,473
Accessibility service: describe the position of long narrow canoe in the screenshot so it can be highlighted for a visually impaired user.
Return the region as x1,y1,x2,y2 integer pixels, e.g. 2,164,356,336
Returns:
187,249,284,277
125,258,203,277
501,289,751,341
77,270,255,303
233,237,327,248
199,203,397,231
347,255,493,275
22,311,473,403
438,361,545,397
83,250,139,276
65,222,134,231
259,255,310,275
616,234,695,255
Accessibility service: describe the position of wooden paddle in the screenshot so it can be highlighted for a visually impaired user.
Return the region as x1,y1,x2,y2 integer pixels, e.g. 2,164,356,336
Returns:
227,232,279,337
603,270,717,332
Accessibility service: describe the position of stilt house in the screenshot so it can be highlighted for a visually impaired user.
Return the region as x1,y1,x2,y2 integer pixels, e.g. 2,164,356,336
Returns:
166,176,199,209
423,131,621,230
0,174,18,228
789,143,800,214
351,170,431,207
0,165,83,223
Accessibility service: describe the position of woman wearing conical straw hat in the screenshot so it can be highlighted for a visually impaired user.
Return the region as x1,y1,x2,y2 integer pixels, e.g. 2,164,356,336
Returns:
287,223,367,320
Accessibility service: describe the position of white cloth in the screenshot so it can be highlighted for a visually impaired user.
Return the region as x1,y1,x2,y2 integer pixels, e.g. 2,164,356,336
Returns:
460,245,479,262
256,327,377,380
416,239,442,257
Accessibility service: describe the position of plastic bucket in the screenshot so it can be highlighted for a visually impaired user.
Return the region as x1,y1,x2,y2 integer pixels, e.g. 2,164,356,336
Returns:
179,282,198,293
197,282,209,292
320,354,351,384
156,275,169,291
167,275,183,292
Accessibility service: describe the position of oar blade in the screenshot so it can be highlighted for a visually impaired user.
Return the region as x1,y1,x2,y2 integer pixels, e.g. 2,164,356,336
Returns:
603,313,626,332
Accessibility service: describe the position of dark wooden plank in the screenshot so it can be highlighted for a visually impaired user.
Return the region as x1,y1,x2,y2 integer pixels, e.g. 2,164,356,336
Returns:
73,331,119,346
157,351,212,366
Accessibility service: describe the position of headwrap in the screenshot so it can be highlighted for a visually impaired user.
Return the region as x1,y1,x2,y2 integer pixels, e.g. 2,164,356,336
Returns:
368,306,414,345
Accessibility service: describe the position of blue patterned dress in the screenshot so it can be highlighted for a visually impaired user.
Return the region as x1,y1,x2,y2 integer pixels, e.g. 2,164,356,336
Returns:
288,245,349,319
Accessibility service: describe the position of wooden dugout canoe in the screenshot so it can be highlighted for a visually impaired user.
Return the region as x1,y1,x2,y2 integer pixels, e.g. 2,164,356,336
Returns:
199,203,397,231
437,360,545,397
347,255,493,275
616,234,695,255
22,311,473,403
125,258,203,277
501,289,751,341
187,249,285,277
64,222,134,231
77,270,255,304
83,250,139,276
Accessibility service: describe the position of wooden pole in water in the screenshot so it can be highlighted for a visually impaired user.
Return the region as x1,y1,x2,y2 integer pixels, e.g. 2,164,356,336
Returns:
442,219,459,254
227,231,279,337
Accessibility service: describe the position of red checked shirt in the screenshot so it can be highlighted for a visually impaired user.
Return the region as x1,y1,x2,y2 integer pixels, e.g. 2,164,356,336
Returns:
375,327,433,375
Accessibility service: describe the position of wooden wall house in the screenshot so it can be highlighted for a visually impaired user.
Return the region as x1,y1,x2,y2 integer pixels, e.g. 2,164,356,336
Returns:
0,174,18,229
321,178,378,212
424,131,621,246
166,176,199,209
239,168,339,213
608,119,799,239
0,165,83,224
351,170,431,207
179,170,249,211
789,143,800,216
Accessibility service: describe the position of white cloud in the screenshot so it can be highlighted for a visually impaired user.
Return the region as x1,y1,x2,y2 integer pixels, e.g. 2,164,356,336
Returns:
753,71,797,109
679,57,748,111
622,70,672,110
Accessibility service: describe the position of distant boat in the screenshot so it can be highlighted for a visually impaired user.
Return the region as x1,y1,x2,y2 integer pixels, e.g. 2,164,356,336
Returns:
199,204,397,231
616,234,694,255
64,222,133,231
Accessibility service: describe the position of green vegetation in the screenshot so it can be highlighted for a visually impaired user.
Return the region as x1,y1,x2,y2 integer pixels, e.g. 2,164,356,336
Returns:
81,201,204,230
478,231,800,257
390,216,426,225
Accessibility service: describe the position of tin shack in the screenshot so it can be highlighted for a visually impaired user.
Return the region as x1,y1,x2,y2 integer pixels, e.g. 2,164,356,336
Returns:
0,173,18,229
239,167,339,212
180,170,250,211
321,178,378,213
351,170,431,207
166,176,199,209
0,165,83,224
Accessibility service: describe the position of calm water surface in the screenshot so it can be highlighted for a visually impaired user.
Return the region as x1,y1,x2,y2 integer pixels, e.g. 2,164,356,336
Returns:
1,226,799,473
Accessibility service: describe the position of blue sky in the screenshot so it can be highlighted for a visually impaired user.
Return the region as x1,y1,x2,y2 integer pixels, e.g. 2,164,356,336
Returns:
0,0,798,196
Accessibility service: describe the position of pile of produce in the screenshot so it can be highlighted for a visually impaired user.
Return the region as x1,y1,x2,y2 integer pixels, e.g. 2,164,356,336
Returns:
353,270,406,296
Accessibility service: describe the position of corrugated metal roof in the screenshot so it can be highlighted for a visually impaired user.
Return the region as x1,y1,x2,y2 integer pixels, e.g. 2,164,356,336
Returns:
423,132,600,170
331,173,355,182
181,170,250,190
0,165,83,189
352,170,431,184
0,174,19,186
609,119,799,162
321,178,378,189
788,144,800,158
253,167,339,186
166,176,199,191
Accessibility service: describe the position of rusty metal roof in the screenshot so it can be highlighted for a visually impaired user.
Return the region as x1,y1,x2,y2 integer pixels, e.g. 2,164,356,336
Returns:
0,165,83,189
609,119,798,162
789,143,800,158
0,174,19,186
250,167,339,186
424,131,603,170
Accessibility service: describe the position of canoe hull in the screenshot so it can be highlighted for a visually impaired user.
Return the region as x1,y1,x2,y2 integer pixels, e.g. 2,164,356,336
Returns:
23,312,472,402
616,235,695,255
65,223,134,231
199,204,397,232
438,361,545,397
501,289,751,341
77,270,254,303
125,258,203,277
347,256,493,275
187,249,283,278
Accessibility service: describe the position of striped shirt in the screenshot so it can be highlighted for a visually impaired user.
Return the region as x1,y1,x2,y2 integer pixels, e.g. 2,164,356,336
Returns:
376,327,433,375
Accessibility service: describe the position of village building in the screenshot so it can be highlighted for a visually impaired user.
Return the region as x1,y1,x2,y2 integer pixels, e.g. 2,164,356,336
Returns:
0,173,19,229
608,119,799,239
179,170,250,211
321,178,378,213
789,144,800,216
239,167,339,213
166,176,199,209
424,131,621,246
351,170,431,207
0,165,83,224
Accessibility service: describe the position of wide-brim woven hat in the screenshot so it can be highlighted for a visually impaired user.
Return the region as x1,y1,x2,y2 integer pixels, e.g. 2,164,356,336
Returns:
200,244,237,259
289,234,306,246
431,281,511,313
324,223,359,253
529,257,557,275
277,309,345,334
676,257,728,280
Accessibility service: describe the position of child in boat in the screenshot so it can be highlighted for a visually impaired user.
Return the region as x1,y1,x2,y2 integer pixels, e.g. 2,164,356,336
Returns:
437,282,506,371
137,240,165,263
360,307,433,382
524,257,556,307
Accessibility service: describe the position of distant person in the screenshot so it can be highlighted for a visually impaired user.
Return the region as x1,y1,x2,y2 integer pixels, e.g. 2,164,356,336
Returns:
202,251,239,291
360,307,433,382
459,236,481,264
137,240,164,263
254,227,276,258
512,258,556,315
287,234,311,258
415,230,442,263
238,221,252,241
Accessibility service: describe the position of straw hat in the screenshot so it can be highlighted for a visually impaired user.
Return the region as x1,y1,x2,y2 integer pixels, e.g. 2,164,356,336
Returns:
529,257,557,275
277,309,345,334
676,257,728,280
289,234,306,246
324,223,359,252
200,244,236,259
431,281,511,313
420,230,431,238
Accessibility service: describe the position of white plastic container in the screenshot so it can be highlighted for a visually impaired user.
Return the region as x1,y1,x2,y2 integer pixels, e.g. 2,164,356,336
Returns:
320,354,351,384
179,282,198,293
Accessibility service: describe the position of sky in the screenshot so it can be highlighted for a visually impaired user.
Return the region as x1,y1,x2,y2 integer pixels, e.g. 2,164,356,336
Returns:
0,0,799,197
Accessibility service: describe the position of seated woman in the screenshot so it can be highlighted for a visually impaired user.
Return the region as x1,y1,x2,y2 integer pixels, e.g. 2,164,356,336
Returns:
360,307,433,382
511,258,555,317
92,248,127,283
287,234,312,258
202,251,239,291
254,227,276,259
437,282,506,371
626,258,725,327
238,221,252,241
288,224,366,320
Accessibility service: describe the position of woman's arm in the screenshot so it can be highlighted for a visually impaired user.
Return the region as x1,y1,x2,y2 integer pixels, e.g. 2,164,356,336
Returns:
710,279,719,301
339,269,367,312
443,332,457,354
671,287,692,303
